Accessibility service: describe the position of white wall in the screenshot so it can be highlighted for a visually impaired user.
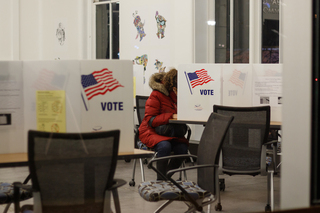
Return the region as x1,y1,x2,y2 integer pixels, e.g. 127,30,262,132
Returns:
0,0,19,60
0,0,92,60
281,0,312,209
120,0,194,96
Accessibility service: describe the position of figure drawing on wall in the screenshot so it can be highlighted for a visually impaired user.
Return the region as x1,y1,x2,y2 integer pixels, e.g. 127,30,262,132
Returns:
155,11,166,39
133,54,148,84
154,59,166,73
133,11,146,41
56,22,66,46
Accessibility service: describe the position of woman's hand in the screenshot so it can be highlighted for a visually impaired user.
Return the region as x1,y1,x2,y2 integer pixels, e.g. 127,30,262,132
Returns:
172,114,177,119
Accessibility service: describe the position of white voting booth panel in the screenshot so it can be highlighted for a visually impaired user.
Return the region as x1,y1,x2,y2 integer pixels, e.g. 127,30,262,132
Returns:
222,64,253,106
23,60,81,135
0,60,133,154
178,64,282,122
0,61,24,153
80,60,133,152
178,64,221,121
253,64,282,122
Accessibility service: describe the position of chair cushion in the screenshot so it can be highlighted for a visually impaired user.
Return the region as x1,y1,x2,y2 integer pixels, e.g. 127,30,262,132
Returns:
138,180,211,202
0,182,33,204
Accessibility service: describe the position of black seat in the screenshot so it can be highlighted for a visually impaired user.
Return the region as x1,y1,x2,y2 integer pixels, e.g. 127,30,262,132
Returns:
213,105,276,212
14,130,126,213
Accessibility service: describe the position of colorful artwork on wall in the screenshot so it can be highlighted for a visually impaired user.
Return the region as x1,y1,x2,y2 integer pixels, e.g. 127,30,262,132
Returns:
133,54,148,83
133,11,146,41
155,11,166,39
154,59,166,73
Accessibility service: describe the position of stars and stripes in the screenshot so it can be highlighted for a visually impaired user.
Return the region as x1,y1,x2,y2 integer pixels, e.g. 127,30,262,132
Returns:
81,68,123,100
33,69,66,90
186,69,214,88
229,70,246,88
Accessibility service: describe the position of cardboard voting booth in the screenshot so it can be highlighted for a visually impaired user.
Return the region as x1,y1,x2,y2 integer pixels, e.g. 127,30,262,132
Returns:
178,64,282,122
0,60,133,154
178,64,221,121
80,60,133,152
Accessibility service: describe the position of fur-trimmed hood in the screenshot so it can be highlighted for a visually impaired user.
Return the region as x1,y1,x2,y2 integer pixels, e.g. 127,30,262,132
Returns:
149,72,169,96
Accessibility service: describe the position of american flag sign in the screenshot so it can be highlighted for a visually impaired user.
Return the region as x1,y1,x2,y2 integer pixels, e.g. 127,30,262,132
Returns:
187,69,214,88
81,68,124,100
33,69,66,90
229,70,246,88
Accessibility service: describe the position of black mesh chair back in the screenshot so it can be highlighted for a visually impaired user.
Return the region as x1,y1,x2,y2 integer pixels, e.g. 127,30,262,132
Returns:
135,95,149,125
213,105,270,176
197,113,234,196
28,130,120,213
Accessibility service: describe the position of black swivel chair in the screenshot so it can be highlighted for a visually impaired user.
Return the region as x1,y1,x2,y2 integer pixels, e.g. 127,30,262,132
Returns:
14,130,126,213
138,113,234,213
213,105,276,212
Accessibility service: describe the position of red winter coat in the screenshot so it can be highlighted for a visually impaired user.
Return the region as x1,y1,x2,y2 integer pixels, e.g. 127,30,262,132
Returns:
138,73,188,148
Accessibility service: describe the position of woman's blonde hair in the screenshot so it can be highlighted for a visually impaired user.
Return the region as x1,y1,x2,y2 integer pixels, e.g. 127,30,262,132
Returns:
163,68,177,92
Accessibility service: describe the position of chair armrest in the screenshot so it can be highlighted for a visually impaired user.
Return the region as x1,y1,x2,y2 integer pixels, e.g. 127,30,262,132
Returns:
147,154,198,180
147,154,198,168
264,140,278,146
110,179,127,190
167,164,218,177
108,179,126,213
13,182,33,213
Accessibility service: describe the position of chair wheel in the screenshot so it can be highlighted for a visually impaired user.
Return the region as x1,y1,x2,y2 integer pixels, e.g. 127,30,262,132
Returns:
219,179,225,191
124,158,131,163
215,203,222,211
143,158,148,164
265,204,271,212
129,180,135,187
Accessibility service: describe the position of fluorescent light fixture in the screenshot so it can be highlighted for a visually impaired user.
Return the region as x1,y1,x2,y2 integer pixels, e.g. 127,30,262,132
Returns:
207,20,216,26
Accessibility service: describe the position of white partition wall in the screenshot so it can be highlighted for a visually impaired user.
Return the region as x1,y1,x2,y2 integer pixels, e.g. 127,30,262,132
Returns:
0,60,133,154
80,60,133,152
281,0,312,209
178,64,222,121
23,60,82,136
0,61,24,153
222,64,253,107
177,63,282,122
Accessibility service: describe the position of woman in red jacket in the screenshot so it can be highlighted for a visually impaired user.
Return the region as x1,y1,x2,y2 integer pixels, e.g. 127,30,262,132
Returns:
139,68,189,180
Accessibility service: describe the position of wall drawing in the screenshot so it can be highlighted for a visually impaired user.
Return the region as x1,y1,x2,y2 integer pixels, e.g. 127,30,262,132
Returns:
154,59,166,73
133,54,148,83
133,11,146,41
56,22,66,46
155,11,166,39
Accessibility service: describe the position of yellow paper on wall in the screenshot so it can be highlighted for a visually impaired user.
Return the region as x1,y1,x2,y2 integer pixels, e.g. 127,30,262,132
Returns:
36,90,66,132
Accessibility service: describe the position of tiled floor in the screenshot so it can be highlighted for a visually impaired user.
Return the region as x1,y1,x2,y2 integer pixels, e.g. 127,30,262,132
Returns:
0,160,280,213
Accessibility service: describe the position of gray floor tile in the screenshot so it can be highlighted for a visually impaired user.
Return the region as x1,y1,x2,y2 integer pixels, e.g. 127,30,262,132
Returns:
0,160,280,213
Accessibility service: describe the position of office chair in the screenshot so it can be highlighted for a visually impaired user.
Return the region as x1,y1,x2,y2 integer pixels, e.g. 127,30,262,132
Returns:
13,130,126,213
138,113,234,213
129,95,192,187
0,177,32,213
213,105,276,212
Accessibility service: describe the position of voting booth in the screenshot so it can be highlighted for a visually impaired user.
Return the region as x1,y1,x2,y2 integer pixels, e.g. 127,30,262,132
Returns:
0,60,133,154
178,64,282,122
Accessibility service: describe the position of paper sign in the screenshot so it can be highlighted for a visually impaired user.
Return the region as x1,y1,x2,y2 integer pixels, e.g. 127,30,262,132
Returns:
36,90,66,132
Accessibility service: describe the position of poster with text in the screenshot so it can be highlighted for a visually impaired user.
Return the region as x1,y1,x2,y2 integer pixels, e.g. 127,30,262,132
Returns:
253,64,282,121
36,90,66,132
